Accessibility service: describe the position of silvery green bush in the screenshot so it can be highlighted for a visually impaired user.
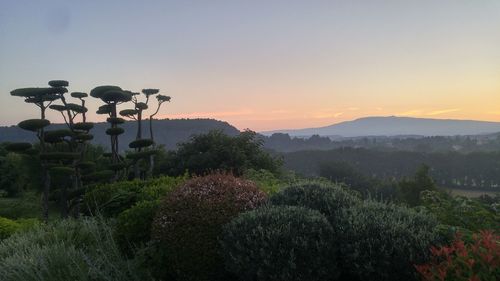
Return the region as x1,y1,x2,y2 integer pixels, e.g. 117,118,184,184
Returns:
220,205,339,281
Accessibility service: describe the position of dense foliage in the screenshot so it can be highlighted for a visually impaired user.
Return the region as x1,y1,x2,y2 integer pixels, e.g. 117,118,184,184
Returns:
0,218,146,281
84,175,187,216
221,205,338,281
159,130,282,176
270,181,360,230
115,200,160,254
421,190,500,233
338,200,440,281
285,147,500,190
151,173,267,281
415,231,500,281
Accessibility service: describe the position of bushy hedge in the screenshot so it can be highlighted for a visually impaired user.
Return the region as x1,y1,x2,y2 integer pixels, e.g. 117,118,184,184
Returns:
0,218,146,281
270,181,360,230
151,173,267,281
115,200,160,254
338,200,440,281
84,175,187,217
221,205,339,281
0,217,38,240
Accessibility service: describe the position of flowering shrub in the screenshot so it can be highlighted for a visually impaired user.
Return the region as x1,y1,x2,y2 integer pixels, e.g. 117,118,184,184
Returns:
151,173,267,281
415,230,500,281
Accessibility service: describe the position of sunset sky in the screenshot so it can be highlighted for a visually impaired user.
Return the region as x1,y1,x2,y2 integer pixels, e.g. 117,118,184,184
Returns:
1,0,499,131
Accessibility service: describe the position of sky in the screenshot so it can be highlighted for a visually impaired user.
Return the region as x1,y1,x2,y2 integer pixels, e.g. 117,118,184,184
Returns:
0,0,499,131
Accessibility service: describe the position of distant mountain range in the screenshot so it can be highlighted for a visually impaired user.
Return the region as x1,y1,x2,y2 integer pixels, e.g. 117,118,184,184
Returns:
0,118,239,151
261,116,500,137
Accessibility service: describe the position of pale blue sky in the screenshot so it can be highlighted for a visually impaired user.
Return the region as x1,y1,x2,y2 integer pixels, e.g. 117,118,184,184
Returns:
1,0,499,130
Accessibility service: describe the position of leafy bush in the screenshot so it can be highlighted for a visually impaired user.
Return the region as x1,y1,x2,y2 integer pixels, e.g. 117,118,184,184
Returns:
220,205,339,281
115,200,160,254
84,175,187,217
0,217,38,240
151,173,267,281
421,190,500,233
0,217,19,240
0,217,146,281
270,181,360,231
339,200,440,281
415,230,499,281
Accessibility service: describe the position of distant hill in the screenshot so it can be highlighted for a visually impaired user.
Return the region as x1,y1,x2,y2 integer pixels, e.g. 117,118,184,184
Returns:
0,118,240,151
262,116,500,137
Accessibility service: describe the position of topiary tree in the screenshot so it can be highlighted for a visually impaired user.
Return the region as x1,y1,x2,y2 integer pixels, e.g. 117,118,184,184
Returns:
147,91,170,176
10,86,64,222
90,86,132,180
46,80,94,217
119,89,160,179
151,173,267,281
220,205,339,281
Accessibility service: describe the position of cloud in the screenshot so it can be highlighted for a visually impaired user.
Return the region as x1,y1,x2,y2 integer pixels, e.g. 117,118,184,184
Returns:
426,108,461,116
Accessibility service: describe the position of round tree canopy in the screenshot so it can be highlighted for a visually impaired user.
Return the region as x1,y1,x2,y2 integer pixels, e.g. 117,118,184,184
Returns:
136,102,148,110
106,127,125,136
107,117,125,124
90,85,122,99
25,94,61,104
157,95,171,102
96,104,113,115
44,129,74,143
5,142,32,152
119,109,138,117
129,138,154,149
74,133,93,142
82,170,114,182
22,148,39,156
126,149,158,160
71,92,88,98
18,119,50,131
11,87,62,98
101,90,132,103
76,161,95,170
49,104,67,112
66,103,87,113
48,80,69,87
72,122,94,131
142,89,159,96
50,166,74,176
108,162,128,171
40,152,80,161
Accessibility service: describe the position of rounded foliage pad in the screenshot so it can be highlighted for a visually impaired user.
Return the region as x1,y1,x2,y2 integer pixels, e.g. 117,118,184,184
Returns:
105,127,125,136
142,88,159,96
129,139,154,149
5,142,32,152
18,119,50,131
48,80,69,87
107,117,125,124
72,122,94,131
71,92,87,98
90,85,122,99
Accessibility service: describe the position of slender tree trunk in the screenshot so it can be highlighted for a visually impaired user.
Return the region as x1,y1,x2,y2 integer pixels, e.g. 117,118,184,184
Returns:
40,107,50,223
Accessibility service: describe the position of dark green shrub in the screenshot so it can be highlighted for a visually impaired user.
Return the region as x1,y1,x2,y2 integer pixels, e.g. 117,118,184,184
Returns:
221,205,338,281
270,181,360,231
84,175,187,217
151,173,267,281
338,200,440,281
115,200,159,254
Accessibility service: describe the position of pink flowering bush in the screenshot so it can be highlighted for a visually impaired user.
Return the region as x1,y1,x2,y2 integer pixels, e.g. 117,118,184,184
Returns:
151,173,267,281
415,230,499,281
